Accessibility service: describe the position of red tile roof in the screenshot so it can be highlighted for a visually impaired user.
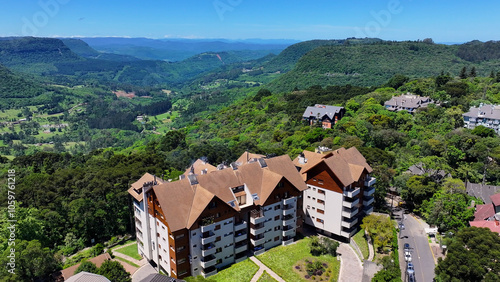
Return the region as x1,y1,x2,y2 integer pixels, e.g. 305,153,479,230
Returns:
469,220,500,234
474,204,495,221
59,253,112,281
490,193,500,206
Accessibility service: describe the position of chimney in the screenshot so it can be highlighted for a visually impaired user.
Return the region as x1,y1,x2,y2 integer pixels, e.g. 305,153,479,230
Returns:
201,169,207,175
298,152,307,164
189,165,195,175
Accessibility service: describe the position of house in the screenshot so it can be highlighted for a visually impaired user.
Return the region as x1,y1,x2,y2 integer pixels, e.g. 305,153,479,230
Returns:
65,272,110,282
293,147,375,239
462,104,500,134
384,93,433,114
466,183,500,205
470,192,500,235
129,153,307,279
53,253,112,281
302,104,345,129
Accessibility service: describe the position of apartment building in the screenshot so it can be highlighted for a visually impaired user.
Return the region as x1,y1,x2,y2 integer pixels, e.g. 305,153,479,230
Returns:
463,103,500,134
294,147,375,239
128,154,307,279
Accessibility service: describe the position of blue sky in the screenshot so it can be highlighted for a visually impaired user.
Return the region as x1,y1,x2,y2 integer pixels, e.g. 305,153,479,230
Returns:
1,0,499,42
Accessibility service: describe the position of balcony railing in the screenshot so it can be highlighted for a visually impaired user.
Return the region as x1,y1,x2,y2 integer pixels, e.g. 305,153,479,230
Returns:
342,197,359,209
283,215,295,226
343,187,360,198
234,220,247,231
250,209,265,225
341,217,358,229
200,255,217,268
250,224,266,236
282,238,294,246
235,244,247,254
363,206,374,215
254,247,266,256
200,221,215,233
251,236,266,246
201,244,216,256
282,227,295,237
235,231,247,243
201,267,217,278
283,208,295,216
283,197,296,205
201,232,216,245
365,176,376,187
341,207,358,218
363,196,374,206
363,186,375,197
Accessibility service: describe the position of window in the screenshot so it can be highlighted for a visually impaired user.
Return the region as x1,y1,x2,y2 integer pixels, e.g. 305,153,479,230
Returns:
175,234,185,240
193,244,197,248
317,199,325,204
159,255,162,260
179,270,188,276
215,224,221,230
307,196,311,199
318,189,325,194
157,222,159,226
216,236,221,242
224,243,233,248
215,213,221,218
312,188,316,191
318,179,324,185
224,232,233,237
157,233,160,237
278,182,284,188
216,247,222,254
274,215,280,221
224,220,233,225
192,232,196,236
274,226,281,231
178,258,186,264
177,246,185,252
193,256,198,260
236,195,246,205
316,218,324,223
307,205,310,209
274,205,281,210
274,236,280,241
158,244,161,249
313,178,317,182
194,268,198,271
216,259,222,264
317,209,325,214
312,207,316,210
208,201,217,209
162,226,165,230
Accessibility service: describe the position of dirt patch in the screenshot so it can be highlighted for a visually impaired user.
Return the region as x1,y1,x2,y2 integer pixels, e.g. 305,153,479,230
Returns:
113,90,136,99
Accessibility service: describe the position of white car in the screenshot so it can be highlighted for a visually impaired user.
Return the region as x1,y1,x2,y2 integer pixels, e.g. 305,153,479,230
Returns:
405,251,412,262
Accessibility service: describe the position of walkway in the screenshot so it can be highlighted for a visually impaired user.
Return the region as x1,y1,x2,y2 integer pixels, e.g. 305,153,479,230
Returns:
112,242,147,276
337,243,363,282
249,256,286,282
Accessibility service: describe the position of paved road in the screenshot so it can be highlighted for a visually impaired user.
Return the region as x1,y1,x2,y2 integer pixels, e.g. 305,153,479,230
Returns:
397,210,435,282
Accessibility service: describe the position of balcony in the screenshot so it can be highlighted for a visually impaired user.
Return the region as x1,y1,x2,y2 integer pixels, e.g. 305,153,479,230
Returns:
235,244,247,254
340,228,358,238
363,186,375,197
201,232,216,245
341,217,358,229
342,197,359,209
234,231,247,243
254,246,266,256
282,238,294,246
363,206,374,215
200,255,217,268
200,222,215,233
365,176,376,187
251,236,266,246
235,255,248,263
282,226,295,237
250,224,266,236
341,207,358,218
234,220,247,231
283,197,296,205
250,209,266,225
201,267,217,278
283,215,295,226
343,187,360,198
363,196,374,206
201,244,216,256
283,207,295,216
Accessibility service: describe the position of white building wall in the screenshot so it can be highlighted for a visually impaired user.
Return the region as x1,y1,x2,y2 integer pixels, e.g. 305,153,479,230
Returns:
262,201,285,249
157,220,171,274
303,185,343,236
189,227,202,277
214,218,235,268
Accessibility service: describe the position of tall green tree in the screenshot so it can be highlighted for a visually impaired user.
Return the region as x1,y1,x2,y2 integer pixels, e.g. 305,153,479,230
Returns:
98,260,131,282
435,227,500,281
459,66,468,79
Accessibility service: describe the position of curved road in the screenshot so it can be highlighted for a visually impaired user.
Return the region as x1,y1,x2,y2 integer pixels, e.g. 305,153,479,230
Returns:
397,210,435,282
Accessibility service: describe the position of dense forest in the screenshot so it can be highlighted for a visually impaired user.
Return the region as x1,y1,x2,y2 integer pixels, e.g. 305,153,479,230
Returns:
2,37,500,280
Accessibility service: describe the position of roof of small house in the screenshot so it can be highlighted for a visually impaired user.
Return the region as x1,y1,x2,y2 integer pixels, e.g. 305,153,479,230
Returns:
462,104,500,119
302,104,344,120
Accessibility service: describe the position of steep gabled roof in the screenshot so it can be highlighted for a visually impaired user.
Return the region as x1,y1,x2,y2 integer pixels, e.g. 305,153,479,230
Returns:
236,151,266,165
302,104,344,120
186,185,217,229
184,159,217,176
154,180,195,232
296,147,372,187
128,173,165,202
474,204,495,221
491,193,500,206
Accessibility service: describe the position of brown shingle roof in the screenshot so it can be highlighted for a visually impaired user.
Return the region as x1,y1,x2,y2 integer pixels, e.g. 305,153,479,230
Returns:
236,151,265,165
183,159,217,176
129,173,165,202
296,147,372,187
152,154,305,232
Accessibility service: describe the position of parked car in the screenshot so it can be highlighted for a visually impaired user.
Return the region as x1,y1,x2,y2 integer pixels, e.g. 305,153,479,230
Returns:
407,262,415,275
405,251,412,262
404,243,410,251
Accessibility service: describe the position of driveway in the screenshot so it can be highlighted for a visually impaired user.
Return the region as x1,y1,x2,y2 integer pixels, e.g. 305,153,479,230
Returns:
397,210,435,282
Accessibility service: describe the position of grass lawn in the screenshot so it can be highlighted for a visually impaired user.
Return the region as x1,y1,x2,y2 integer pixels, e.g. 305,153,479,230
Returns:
353,229,370,260
257,237,340,282
114,243,142,261
257,271,277,282
114,256,140,268
184,259,259,282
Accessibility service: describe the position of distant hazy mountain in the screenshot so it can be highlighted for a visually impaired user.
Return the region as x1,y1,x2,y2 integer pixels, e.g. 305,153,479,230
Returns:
76,37,296,61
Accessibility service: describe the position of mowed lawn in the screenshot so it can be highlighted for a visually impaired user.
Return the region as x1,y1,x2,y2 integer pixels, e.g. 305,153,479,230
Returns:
185,259,259,282
114,243,142,261
352,229,369,260
257,237,340,282
257,271,278,282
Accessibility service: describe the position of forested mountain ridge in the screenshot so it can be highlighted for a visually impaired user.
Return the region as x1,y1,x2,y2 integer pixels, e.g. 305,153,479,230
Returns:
268,41,500,92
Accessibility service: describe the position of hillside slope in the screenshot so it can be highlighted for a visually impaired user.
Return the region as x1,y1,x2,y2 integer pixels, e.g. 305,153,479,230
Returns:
268,41,500,91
